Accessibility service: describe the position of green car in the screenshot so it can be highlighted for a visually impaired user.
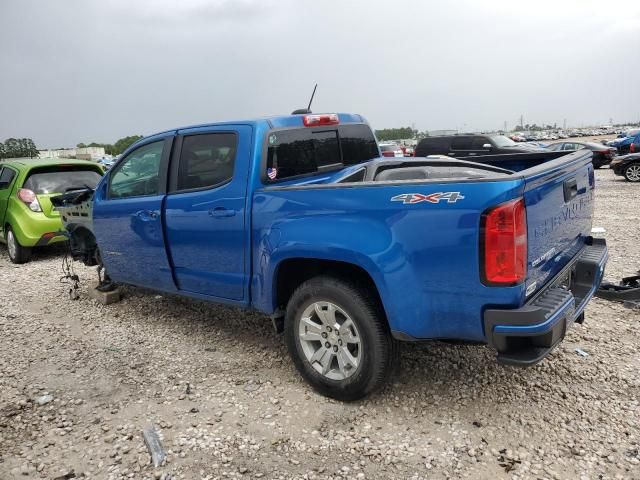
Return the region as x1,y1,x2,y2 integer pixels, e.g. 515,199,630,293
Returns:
0,158,104,263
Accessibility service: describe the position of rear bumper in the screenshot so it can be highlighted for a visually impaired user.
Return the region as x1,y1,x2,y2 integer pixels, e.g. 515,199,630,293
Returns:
8,211,66,247
484,237,608,367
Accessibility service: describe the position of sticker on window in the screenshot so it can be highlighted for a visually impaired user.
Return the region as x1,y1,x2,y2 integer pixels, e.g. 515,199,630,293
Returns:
267,167,278,180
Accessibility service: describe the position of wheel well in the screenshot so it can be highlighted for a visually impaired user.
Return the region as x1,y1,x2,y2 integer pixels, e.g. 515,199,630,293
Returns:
275,258,384,315
66,225,99,266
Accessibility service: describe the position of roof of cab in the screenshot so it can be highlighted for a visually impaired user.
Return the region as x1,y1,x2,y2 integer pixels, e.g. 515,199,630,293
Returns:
145,113,367,138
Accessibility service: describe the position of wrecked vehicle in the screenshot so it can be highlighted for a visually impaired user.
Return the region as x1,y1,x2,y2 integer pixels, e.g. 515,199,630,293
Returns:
53,112,608,400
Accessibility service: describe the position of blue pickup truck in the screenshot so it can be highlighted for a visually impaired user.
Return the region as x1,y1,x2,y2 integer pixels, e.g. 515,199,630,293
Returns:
54,112,608,400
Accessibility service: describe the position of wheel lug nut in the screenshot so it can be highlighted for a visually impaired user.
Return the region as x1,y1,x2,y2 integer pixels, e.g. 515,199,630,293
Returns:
326,326,332,332
333,345,338,352
325,342,330,348
338,339,343,346
321,332,328,338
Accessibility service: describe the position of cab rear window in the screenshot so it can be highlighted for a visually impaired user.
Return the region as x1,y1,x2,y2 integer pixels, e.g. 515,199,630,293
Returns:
23,167,102,194
265,124,378,181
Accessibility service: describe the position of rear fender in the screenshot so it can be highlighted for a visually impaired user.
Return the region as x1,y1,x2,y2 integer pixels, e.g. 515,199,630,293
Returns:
263,246,391,320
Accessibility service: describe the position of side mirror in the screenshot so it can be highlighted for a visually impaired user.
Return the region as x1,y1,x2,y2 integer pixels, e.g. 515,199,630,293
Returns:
482,143,492,149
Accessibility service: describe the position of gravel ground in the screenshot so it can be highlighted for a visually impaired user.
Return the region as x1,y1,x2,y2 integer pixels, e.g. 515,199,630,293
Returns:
0,168,638,480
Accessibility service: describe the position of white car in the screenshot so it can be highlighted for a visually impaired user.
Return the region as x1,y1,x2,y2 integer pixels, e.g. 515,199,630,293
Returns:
379,143,404,158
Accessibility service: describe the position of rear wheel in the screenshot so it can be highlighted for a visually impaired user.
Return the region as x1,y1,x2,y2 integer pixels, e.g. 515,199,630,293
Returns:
624,163,640,182
284,275,398,401
6,226,32,264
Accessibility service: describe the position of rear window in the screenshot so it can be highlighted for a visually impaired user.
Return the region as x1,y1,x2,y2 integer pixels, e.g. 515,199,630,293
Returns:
379,145,398,152
265,124,378,181
23,167,102,194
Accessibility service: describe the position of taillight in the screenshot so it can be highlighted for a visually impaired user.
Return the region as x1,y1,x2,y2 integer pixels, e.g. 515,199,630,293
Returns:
303,114,339,127
481,198,527,286
631,143,636,153
17,188,42,212
381,151,394,157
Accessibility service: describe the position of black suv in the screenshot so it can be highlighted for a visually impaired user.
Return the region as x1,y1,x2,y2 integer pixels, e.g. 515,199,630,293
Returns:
415,134,546,158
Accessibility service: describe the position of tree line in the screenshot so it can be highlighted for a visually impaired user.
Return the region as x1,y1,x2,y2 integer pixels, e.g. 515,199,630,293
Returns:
375,127,418,142
76,135,143,156
0,138,39,159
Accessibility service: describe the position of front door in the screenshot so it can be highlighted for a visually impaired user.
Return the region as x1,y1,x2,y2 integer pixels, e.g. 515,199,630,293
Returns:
92,136,176,291
0,166,18,237
163,125,252,301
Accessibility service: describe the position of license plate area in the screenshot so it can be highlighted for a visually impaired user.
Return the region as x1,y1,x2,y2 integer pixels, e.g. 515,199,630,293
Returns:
553,265,575,292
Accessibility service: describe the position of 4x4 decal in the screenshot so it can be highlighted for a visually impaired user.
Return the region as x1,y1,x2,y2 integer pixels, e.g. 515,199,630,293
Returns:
391,192,465,204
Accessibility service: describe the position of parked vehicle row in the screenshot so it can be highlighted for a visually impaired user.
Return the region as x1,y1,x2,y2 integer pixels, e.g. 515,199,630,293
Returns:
50,111,607,400
546,141,617,169
607,130,640,155
414,134,546,158
611,153,640,182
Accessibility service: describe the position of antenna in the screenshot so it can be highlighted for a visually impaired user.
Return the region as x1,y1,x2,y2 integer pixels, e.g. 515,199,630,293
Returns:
307,84,318,112
291,84,318,115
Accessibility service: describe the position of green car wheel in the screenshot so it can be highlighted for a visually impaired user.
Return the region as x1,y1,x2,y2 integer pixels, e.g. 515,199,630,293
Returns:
6,226,32,264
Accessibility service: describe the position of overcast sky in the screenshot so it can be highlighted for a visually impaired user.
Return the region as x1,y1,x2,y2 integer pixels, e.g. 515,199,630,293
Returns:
1,0,639,148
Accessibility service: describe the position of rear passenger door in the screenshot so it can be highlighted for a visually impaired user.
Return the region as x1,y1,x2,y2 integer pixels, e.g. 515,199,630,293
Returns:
163,125,252,302
469,137,493,156
448,136,474,157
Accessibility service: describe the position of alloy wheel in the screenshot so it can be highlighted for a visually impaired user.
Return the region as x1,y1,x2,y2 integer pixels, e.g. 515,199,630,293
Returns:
298,301,362,381
7,230,17,260
625,164,640,182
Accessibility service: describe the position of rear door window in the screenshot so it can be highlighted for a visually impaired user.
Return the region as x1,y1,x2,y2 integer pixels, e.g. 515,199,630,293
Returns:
266,124,378,181
176,133,237,191
451,137,473,150
471,137,491,150
23,167,102,194
0,167,17,189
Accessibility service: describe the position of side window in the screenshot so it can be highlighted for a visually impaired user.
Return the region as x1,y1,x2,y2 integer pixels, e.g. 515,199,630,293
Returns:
471,137,490,150
177,133,237,191
451,137,473,150
109,141,164,199
563,143,577,151
0,167,17,189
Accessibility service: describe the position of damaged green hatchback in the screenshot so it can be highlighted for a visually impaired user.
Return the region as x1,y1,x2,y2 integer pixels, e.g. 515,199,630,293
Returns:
0,159,103,263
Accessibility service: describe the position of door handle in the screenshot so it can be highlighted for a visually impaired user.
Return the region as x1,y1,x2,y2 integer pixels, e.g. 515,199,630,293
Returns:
136,210,158,220
208,207,236,218
563,178,578,202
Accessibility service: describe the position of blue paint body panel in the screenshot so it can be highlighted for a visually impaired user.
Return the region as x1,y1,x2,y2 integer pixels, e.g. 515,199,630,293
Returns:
88,113,604,348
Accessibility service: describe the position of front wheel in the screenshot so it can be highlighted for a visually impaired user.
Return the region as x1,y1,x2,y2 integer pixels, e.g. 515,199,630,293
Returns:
284,275,398,401
6,226,32,264
624,163,640,182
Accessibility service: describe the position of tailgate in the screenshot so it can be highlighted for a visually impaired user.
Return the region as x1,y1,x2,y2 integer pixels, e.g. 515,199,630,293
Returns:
523,150,595,296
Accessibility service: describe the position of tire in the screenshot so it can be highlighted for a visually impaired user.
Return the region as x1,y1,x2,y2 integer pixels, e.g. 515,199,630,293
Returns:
623,163,640,182
284,275,399,401
5,226,32,264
